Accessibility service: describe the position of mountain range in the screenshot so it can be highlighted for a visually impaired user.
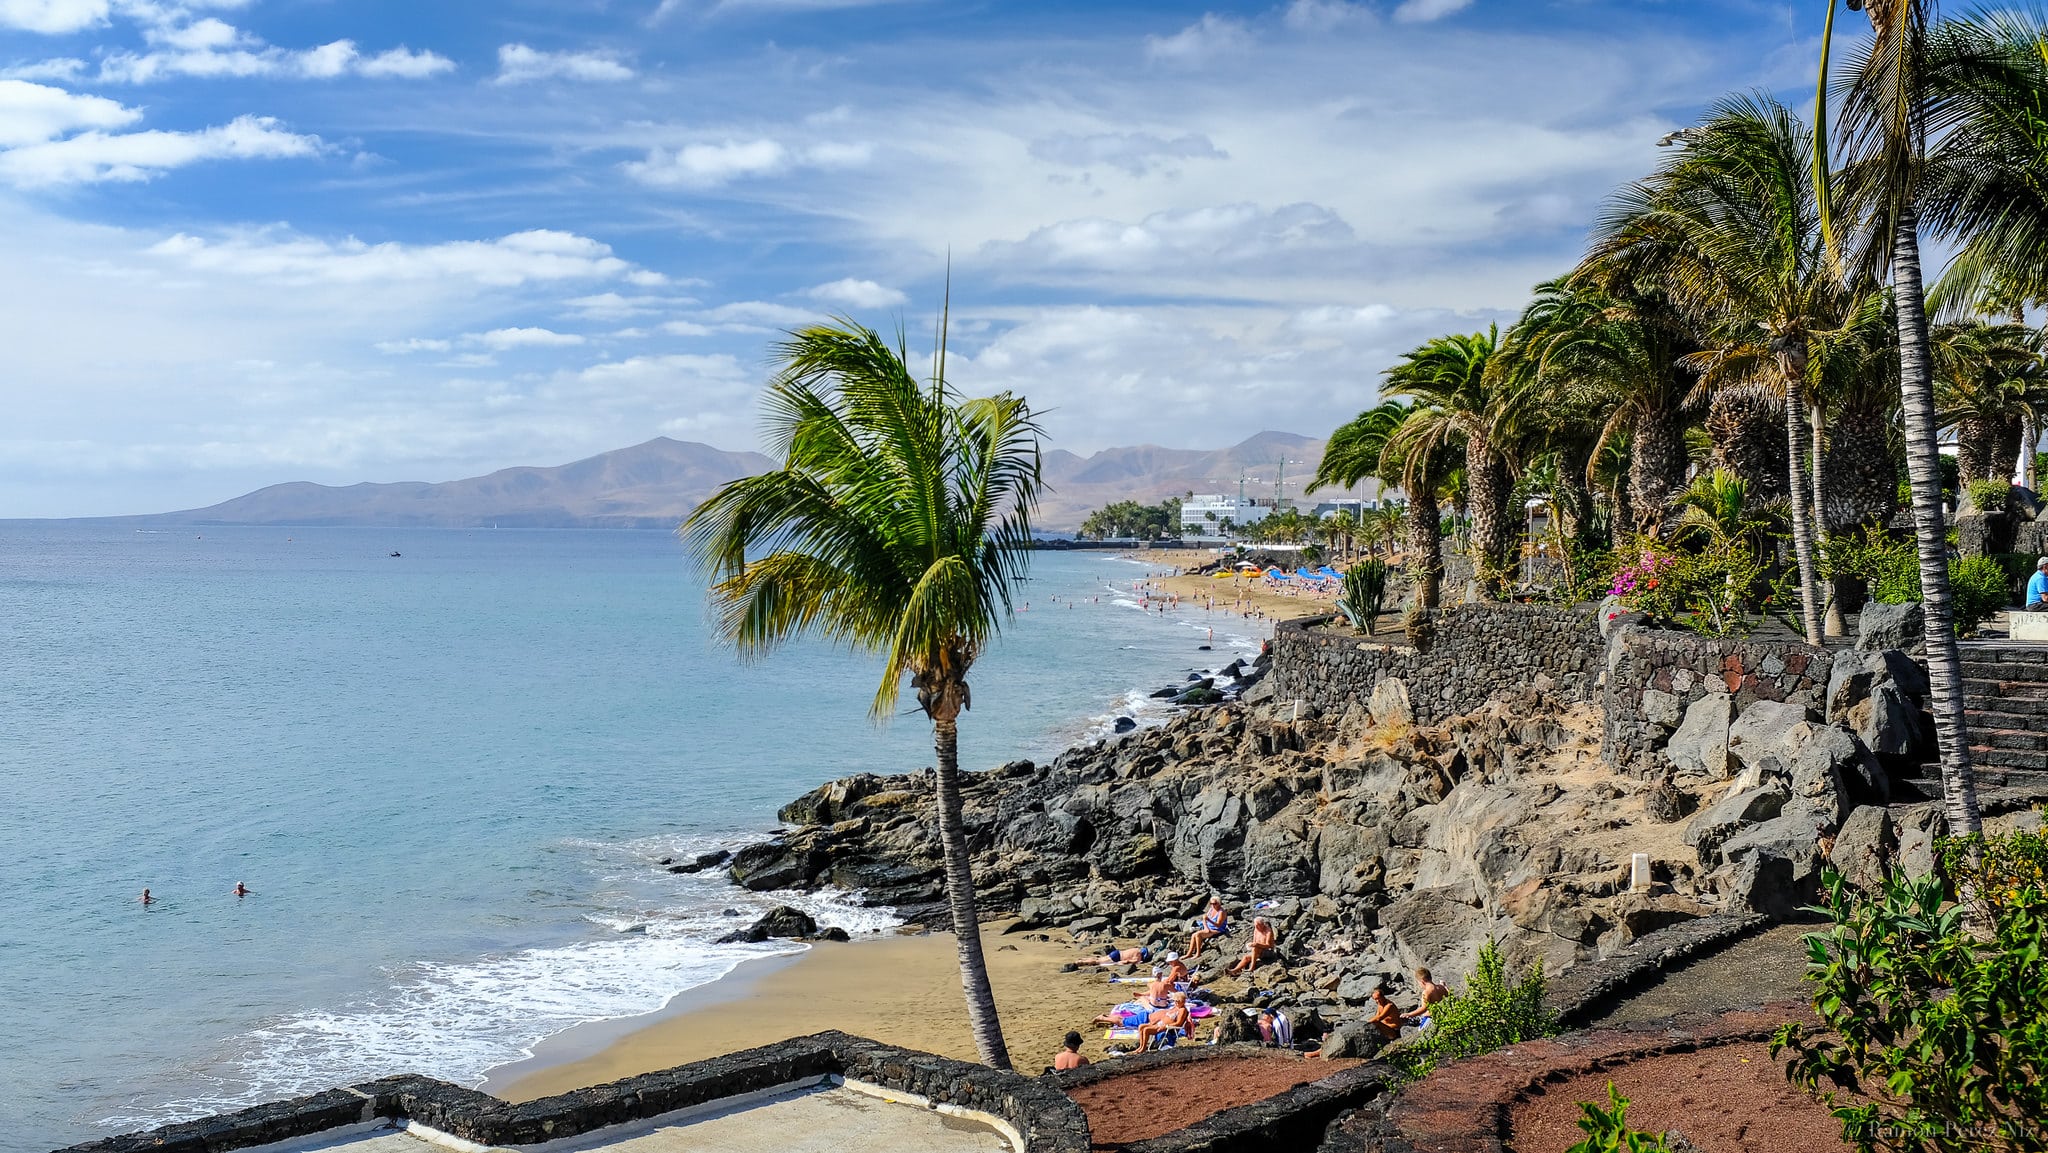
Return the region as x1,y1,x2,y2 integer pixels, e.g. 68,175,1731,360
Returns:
105,431,1375,533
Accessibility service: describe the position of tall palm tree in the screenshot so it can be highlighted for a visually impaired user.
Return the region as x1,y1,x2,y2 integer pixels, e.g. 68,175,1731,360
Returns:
1311,399,1454,608
683,318,1043,1069
1827,0,1980,834
1592,93,1853,644
1383,330,1520,598
1326,507,1359,561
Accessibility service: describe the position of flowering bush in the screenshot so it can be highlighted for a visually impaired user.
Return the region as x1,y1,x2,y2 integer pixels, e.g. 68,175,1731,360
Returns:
1607,537,1771,638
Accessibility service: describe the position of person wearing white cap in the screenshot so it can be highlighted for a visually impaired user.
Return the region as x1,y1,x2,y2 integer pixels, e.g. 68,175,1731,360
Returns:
2028,557,2048,611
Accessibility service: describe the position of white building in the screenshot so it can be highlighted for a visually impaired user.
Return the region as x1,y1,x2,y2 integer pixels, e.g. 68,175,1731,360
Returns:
1180,494,1274,535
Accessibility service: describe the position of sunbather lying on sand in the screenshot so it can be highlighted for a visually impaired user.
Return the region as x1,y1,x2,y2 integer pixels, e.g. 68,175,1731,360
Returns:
1226,917,1277,975
1071,944,1151,968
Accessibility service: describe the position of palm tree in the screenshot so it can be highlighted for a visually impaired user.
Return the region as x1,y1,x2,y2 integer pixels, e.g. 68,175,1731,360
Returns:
1826,0,1981,834
683,318,1043,1069
1310,399,1454,608
1592,93,1854,644
1326,507,1359,561
1932,320,2047,485
1383,330,1521,598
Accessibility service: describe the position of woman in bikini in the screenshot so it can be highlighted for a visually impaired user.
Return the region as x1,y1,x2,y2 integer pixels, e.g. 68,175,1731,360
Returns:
1185,897,1230,959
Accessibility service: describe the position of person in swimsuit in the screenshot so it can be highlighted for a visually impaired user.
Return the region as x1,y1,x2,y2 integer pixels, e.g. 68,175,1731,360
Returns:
1161,951,1195,988
1226,917,1277,975
233,882,251,898
1072,945,1151,968
1186,897,1230,959
1406,967,1447,1030
139,888,154,906
1368,986,1406,1041
1137,992,1191,1050
1053,1031,1088,1071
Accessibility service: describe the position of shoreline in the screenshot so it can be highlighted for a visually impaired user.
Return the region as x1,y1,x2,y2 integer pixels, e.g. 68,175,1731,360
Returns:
1113,547,1336,623
486,926,1114,1101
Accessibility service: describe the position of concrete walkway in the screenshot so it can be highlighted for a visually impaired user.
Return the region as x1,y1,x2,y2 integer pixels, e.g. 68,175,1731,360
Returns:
265,1085,1013,1153
1587,922,1816,1028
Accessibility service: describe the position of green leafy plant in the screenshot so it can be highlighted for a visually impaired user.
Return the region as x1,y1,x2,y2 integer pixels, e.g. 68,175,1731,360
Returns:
1565,1084,1672,1153
1390,939,1554,1079
1948,555,2014,638
1606,535,1774,638
1965,479,2013,515
1338,559,1390,633
1940,828,2048,921
1771,868,2048,1153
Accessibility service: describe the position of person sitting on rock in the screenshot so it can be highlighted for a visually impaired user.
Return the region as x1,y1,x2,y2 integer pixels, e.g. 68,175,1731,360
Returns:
1161,950,1197,988
1225,916,1277,975
1186,896,1231,959
1137,992,1191,1050
1405,967,1447,1030
1069,944,1151,969
1368,986,1406,1042
1053,1031,1088,1071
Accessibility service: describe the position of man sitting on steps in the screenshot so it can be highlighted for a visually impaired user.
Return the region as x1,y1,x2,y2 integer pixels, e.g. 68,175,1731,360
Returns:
2028,557,2048,611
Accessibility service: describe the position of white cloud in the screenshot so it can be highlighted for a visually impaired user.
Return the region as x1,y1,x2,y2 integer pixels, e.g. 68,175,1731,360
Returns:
1392,0,1474,23
0,114,318,185
72,14,453,83
621,138,870,189
988,202,1355,273
1283,0,1374,32
469,326,585,349
358,46,455,78
374,337,452,354
1028,131,1225,175
0,0,108,34
0,79,139,147
494,43,633,84
147,228,662,287
1144,14,1249,63
805,277,906,309
699,300,820,326
2,57,88,80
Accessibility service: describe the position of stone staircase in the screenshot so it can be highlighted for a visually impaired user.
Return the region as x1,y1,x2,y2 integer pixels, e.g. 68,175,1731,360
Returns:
1893,641,2048,804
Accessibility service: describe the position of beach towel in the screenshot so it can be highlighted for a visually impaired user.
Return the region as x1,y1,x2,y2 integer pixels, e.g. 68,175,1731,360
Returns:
1103,1027,1140,1042
1189,1004,1215,1019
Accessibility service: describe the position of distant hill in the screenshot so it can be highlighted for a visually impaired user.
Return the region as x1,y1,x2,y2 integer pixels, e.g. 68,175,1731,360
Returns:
106,431,1375,532
123,438,777,530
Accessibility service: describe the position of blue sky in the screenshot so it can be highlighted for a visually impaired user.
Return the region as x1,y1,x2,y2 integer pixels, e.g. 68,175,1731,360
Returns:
1,0,1828,516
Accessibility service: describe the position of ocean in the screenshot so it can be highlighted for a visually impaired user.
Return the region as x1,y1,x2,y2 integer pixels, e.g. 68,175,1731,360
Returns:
0,523,1264,1151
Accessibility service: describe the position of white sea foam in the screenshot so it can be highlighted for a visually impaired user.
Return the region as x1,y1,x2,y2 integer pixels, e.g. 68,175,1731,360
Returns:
98,836,899,1134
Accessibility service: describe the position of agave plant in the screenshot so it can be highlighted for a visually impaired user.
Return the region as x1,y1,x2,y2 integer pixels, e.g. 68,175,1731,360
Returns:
1338,559,1390,633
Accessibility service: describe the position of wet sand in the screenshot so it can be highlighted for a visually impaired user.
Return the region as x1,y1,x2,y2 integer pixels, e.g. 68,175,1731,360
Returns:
491,928,1142,1100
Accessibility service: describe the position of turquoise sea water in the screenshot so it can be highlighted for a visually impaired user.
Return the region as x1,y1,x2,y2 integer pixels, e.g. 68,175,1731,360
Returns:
0,524,1264,1151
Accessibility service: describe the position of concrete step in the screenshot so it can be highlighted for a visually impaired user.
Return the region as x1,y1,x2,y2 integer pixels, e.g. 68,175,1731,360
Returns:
1973,728,2048,752
1959,659,2048,681
1967,709,2048,733
1970,746,2048,769
1960,643,2048,664
1962,677,2048,698
1964,696,2048,719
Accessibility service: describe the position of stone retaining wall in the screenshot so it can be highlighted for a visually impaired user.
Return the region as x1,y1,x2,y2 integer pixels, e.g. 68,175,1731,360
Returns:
1267,605,1603,727
1601,627,1834,769
1318,1002,1810,1153
54,1032,1089,1153
1051,1044,1395,1153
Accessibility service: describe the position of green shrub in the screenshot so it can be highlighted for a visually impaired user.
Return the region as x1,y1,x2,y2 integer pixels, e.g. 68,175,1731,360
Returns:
1941,828,2048,920
1565,1084,1672,1153
1771,868,2048,1153
1389,939,1554,1079
1966,479,2013,514
1826,528,2012,635
1949,555,2013,637
1607,536,1774,638
1338,560,1389,633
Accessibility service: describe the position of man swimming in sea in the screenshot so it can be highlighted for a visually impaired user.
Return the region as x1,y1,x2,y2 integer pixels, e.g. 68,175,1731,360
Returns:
234,882,251,898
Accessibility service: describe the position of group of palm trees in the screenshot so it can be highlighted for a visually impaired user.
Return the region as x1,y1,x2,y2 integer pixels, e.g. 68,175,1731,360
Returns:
1231,502,1407,557
1315,2,2048,844
671,1,2043,1074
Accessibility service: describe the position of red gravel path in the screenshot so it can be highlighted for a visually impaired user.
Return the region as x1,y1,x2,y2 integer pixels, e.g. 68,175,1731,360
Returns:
1064,1055,1355,1149
1508,1041,1851,1153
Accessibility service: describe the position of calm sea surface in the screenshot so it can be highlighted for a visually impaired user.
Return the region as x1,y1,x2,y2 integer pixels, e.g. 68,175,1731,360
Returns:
0,524,1263,1151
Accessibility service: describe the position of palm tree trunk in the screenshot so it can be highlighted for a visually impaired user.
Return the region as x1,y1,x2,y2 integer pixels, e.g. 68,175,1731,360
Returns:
1407,488,1443,610
1895,209,1982,837
1465,436,1513,598
1812,401,1846,637
1629,406,1687,536
1781,362,1825,645
931,714,1011,1068
2025,414,2039,491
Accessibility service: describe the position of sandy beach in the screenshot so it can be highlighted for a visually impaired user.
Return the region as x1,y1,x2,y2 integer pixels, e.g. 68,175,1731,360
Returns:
492,927,1147,1100
1116,547,1339,624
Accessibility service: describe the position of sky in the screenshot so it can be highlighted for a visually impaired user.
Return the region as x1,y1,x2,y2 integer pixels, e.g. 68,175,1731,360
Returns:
0,0,1831,517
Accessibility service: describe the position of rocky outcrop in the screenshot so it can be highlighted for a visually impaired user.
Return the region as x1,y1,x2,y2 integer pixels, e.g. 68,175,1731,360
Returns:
722,686,1752,1013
